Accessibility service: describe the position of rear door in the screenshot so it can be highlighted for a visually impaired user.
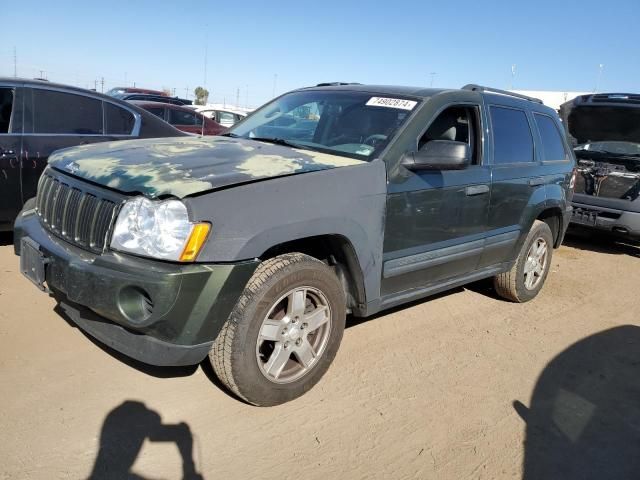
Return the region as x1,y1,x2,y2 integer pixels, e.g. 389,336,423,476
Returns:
21,88,138,202
479,101,541,267
0,84,24,226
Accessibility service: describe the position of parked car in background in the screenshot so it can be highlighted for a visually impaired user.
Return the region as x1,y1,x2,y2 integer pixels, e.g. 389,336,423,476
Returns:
132,101,226,136
560,93,640,239
191,105,247,127
0,78,186,230
117,92,192,106
15,83,574,405
106,87,167,97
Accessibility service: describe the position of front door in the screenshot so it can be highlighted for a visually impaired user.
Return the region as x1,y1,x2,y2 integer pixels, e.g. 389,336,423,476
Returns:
0,85,23,227
382,105,490,299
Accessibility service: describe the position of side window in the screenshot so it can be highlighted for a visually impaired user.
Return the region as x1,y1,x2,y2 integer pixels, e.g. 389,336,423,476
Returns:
33,89,102,134
0,88,14,134
419,105,481,165
534,113,567,161
168,109,200,126
490,106,534,164
104,103,135,135
218,111,235,124
146,107,165,119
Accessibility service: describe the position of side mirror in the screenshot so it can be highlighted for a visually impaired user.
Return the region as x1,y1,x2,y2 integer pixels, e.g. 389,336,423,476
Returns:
402,140,471,171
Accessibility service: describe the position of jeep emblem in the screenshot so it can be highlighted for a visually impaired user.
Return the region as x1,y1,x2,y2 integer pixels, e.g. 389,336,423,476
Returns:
65,161,80,174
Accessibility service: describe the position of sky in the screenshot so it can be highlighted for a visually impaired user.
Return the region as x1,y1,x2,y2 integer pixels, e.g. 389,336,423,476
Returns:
1,0,639,108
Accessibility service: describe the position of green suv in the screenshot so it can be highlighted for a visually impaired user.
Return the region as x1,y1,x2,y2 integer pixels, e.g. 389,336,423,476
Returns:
15,84,575,405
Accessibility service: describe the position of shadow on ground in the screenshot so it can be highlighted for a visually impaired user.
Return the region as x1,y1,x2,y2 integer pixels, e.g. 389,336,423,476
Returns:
0,231,13,247
514,325,640,479
89,401,204,479
563,228,640,258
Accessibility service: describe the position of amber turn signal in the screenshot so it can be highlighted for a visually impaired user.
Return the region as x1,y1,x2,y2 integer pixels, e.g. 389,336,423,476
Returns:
179,223,211,262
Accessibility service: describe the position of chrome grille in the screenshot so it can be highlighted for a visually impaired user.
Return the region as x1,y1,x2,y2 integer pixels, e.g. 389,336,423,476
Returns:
36,172,119,253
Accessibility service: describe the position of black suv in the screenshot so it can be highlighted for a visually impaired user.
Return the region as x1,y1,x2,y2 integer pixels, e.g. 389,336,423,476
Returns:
560,93,640,239
15,84,575,405
0,78,184,230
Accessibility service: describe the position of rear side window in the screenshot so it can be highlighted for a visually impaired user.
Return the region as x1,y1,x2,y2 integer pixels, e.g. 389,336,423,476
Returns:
168,109,201,126
534,113,567,161
104,103,135,135
490,106,534,164
0,87,14,133
33,89,102,134
146,107,165,119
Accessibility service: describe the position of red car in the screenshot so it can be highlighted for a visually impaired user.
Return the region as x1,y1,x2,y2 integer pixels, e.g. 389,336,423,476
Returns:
131,101,227,136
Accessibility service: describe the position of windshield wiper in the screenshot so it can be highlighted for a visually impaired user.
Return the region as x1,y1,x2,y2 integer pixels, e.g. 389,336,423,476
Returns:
219,132,240,138
249,137,304,149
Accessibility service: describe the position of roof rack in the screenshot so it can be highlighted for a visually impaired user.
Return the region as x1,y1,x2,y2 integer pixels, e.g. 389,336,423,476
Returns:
462,84,543,104
315,82,361,87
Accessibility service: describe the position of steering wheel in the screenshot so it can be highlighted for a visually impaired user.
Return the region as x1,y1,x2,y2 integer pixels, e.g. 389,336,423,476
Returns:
363,134,388,147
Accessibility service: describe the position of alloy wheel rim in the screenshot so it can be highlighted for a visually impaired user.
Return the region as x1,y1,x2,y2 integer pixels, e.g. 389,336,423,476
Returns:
256,286,332,384
524,237,548,291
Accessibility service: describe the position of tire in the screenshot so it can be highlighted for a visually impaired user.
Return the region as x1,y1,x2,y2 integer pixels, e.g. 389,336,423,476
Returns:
494,220,554,303
210,253,346,406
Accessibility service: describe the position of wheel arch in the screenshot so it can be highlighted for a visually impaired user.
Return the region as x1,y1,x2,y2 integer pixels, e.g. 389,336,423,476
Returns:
260,234,367,316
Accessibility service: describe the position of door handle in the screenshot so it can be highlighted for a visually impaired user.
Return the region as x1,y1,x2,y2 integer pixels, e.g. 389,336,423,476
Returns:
529,177,545,187
465,184,490,196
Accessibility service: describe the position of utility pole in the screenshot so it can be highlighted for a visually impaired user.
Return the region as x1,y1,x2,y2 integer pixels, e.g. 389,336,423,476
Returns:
185,86,189,99
429,72,437,87
94,79,98,91
510,64,516,90
236,87,240,108
101,77,104,93
13,47,17,77
172,88,176,96
39,70,45,80
595,64,604,92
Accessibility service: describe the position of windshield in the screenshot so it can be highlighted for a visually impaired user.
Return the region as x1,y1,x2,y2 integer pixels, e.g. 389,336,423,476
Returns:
105,88,125,97
229,90,419,160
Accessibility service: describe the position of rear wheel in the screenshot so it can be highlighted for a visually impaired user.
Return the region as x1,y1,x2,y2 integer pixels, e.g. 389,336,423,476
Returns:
210,253,346,406
494,220,554,303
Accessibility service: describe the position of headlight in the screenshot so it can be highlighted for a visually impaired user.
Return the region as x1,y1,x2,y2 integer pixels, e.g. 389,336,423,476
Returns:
110,197,210,262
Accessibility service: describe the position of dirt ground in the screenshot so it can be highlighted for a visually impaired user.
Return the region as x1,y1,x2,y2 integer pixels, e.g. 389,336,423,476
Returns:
0,231,638,480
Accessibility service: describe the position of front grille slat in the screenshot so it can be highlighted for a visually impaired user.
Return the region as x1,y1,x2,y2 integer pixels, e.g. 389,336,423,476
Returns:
36,172,119,253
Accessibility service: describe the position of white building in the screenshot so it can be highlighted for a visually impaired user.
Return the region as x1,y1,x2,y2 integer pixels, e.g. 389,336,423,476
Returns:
511,90,589,110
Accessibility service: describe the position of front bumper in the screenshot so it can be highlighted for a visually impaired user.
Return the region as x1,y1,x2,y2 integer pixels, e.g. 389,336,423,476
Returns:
14,211,259,366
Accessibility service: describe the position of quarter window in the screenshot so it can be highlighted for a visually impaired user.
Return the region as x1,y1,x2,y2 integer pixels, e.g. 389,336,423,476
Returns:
0,88,14,134
490,106,534,164
534,113,567,161
104,103,135,135
33,90,102,135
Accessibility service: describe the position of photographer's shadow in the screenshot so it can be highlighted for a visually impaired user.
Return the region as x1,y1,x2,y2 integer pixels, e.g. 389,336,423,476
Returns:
514,325,640,480
89,401,203,480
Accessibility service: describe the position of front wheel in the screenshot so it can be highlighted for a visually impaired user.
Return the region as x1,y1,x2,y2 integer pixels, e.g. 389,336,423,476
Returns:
493,220,554,303
210,253,346,406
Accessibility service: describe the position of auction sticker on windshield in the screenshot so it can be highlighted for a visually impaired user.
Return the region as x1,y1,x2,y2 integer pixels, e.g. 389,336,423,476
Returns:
366,97,417,110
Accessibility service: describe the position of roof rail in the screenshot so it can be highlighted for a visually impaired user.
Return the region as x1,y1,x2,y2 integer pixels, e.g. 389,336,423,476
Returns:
462,84,543,104
315,82,361,87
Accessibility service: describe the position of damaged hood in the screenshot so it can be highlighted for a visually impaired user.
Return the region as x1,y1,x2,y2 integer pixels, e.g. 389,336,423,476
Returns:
48,136,365,198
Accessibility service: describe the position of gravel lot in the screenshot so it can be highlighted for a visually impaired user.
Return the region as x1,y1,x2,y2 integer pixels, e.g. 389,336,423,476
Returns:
1,231,638,480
